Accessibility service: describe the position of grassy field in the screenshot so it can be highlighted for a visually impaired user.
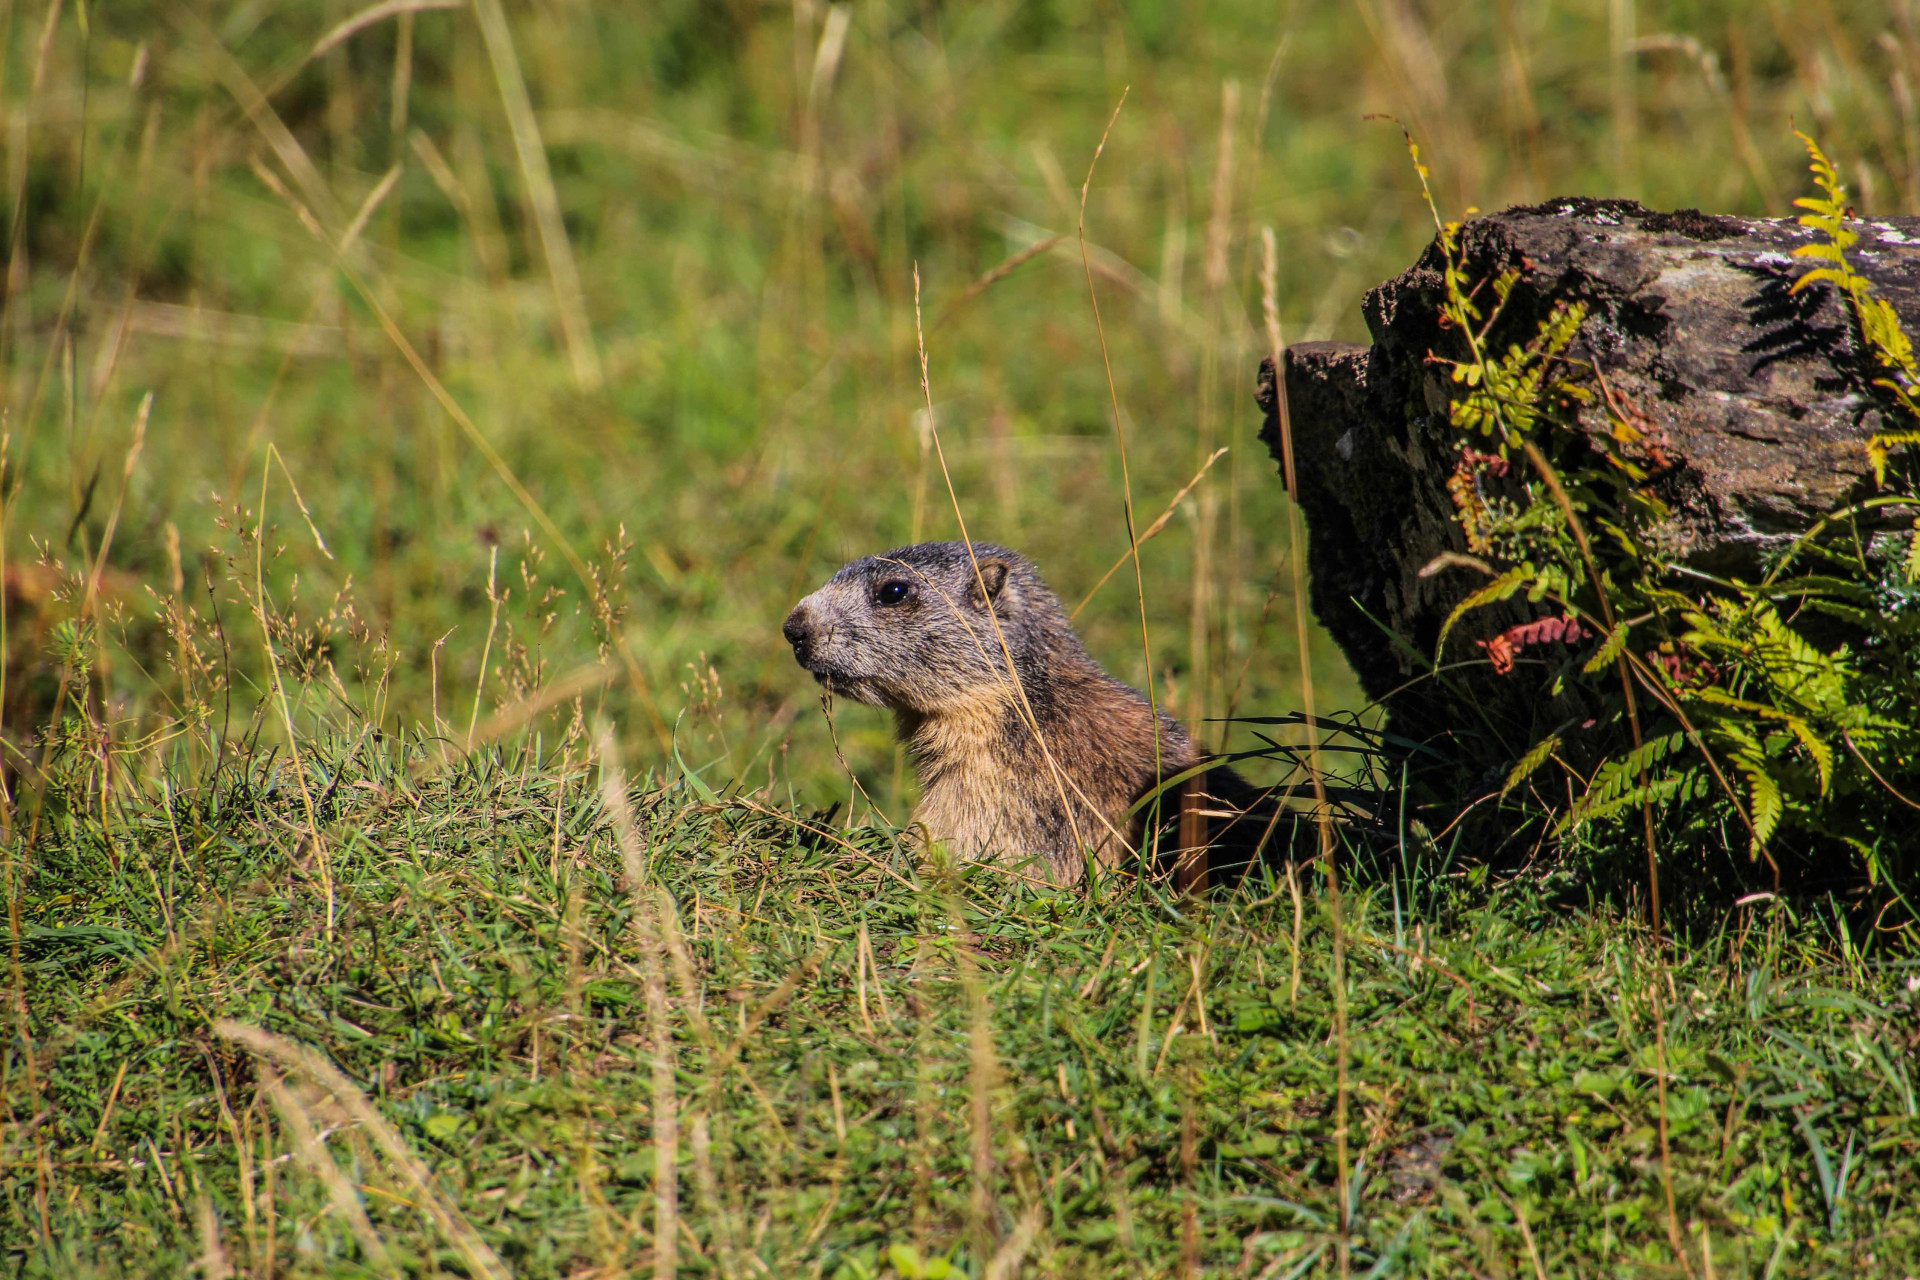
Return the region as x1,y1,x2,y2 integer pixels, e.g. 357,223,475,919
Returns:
17,749,1920,1277
6,0,1920,1275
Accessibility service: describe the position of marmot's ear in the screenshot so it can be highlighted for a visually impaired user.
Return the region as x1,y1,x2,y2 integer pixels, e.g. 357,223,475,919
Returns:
967,558,1010,609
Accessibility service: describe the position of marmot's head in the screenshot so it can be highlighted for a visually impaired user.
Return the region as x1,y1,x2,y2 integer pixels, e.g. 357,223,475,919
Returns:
782,541,1058,713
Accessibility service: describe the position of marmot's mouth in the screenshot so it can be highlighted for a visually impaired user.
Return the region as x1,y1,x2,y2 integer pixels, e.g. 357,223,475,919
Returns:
802,665,889,707
801,662,850,689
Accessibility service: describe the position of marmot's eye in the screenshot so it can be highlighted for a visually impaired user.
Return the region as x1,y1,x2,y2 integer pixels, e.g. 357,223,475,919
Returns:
876,580,912,606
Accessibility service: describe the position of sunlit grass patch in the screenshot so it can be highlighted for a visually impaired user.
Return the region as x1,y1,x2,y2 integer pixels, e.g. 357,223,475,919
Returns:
11,737,1918,1275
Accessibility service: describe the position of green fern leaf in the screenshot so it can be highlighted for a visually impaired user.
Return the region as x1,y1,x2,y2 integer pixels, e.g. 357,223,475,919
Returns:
1581,621,1630,674
1785,718,1836,796
1437,566,1530,657
1559,730,1685,832
1747,767,1783,854
1788,263,1855,293
1501,734,1562,801
1555,772,1691,833
1867,432,1920,487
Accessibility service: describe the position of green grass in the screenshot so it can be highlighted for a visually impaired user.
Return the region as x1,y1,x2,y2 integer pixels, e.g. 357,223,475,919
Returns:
8,1,1920,1275
12,743,1920,1276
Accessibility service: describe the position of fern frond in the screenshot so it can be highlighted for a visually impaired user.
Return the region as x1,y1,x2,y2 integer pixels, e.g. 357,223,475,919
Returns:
1581,621,1630,674
1749,601,1852,714
1437,566,1530,657
1867,432,1920,487
1793,133,1854,242
1558,730,1686,832
1787,262,1858,294
1747,766,1784,853
1859,297,1919,380
1764,574,1878,601
1554,774,1692,830
1501,734,1562,801
1788,720,1836,795
1800,600,1882,631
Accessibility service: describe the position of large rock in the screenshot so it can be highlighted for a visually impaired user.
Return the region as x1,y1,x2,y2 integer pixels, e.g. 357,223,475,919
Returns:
1257,198,1920,768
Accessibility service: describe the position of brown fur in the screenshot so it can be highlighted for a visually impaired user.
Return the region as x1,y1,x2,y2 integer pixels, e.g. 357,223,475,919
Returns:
783,541,1245,883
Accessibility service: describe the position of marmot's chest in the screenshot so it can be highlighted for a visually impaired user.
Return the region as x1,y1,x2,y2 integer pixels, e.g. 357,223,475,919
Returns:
913,755,1123,876
904,700,1132,876
910,702,1090,871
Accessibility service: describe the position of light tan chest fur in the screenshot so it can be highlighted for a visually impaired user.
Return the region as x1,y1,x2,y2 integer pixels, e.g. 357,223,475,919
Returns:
903,690,1134,881
905,691,1028,853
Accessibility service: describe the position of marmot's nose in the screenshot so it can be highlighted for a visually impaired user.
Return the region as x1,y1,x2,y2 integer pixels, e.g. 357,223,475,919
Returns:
782,604,813,658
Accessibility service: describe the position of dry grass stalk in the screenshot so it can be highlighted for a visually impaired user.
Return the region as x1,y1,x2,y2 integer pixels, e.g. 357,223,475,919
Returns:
78,393,149,625
1070,447,1226,620
196,1192,235,1280
1190,77,1239,734
249,450,335,934
220,40,667,749
1517,442,1692,1275
256,1066,398,1277
1178,1060,1199,1280
983,1203,1045,1280
909,264,1106,857
596,725,679,1279
212,1020,511,1280
935,234,1067,328
1075,87,1172,818
466,543,501,748
1611,0,1640,187
0,0,64,323
961,925,1002,1260
1261,224,1350,1276
311,0,463,62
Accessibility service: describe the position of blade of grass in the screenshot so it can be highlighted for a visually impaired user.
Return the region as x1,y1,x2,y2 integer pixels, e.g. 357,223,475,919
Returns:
244,155,671,750
908,265,1104,861
596,724,678,1278
259,1068,400,1277
1071,447,1228,621
1519,440,1692,1277
470,0,602,390
1076,87,1172,845
311,0,462,62
1261,224,1348,1276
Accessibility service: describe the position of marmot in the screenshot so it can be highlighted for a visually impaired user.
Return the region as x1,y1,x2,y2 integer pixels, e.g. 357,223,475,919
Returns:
782,541,1262,885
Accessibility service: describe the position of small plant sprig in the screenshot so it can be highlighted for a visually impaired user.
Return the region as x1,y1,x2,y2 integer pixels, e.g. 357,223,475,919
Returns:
1791,132,1920,483
1402,129,1594,459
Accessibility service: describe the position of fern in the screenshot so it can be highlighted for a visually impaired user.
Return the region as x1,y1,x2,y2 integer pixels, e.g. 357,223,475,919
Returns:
1555,731,1687,832
1793,133,1920,479
1581,620,1630,674
1436,566,1530,657
1501,733,1562,800
1419,128,1920,893
1868,432,1920,488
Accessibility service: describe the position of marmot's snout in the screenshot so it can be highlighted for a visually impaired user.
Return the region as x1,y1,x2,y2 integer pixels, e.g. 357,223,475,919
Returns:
781,602,815,664
783,589,873,702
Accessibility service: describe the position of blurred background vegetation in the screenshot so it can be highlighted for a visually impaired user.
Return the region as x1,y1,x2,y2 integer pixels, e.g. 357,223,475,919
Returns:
2,0,1914,813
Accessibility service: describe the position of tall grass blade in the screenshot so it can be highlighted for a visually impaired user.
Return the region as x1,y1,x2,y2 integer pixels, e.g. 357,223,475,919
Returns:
470,0,602,390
